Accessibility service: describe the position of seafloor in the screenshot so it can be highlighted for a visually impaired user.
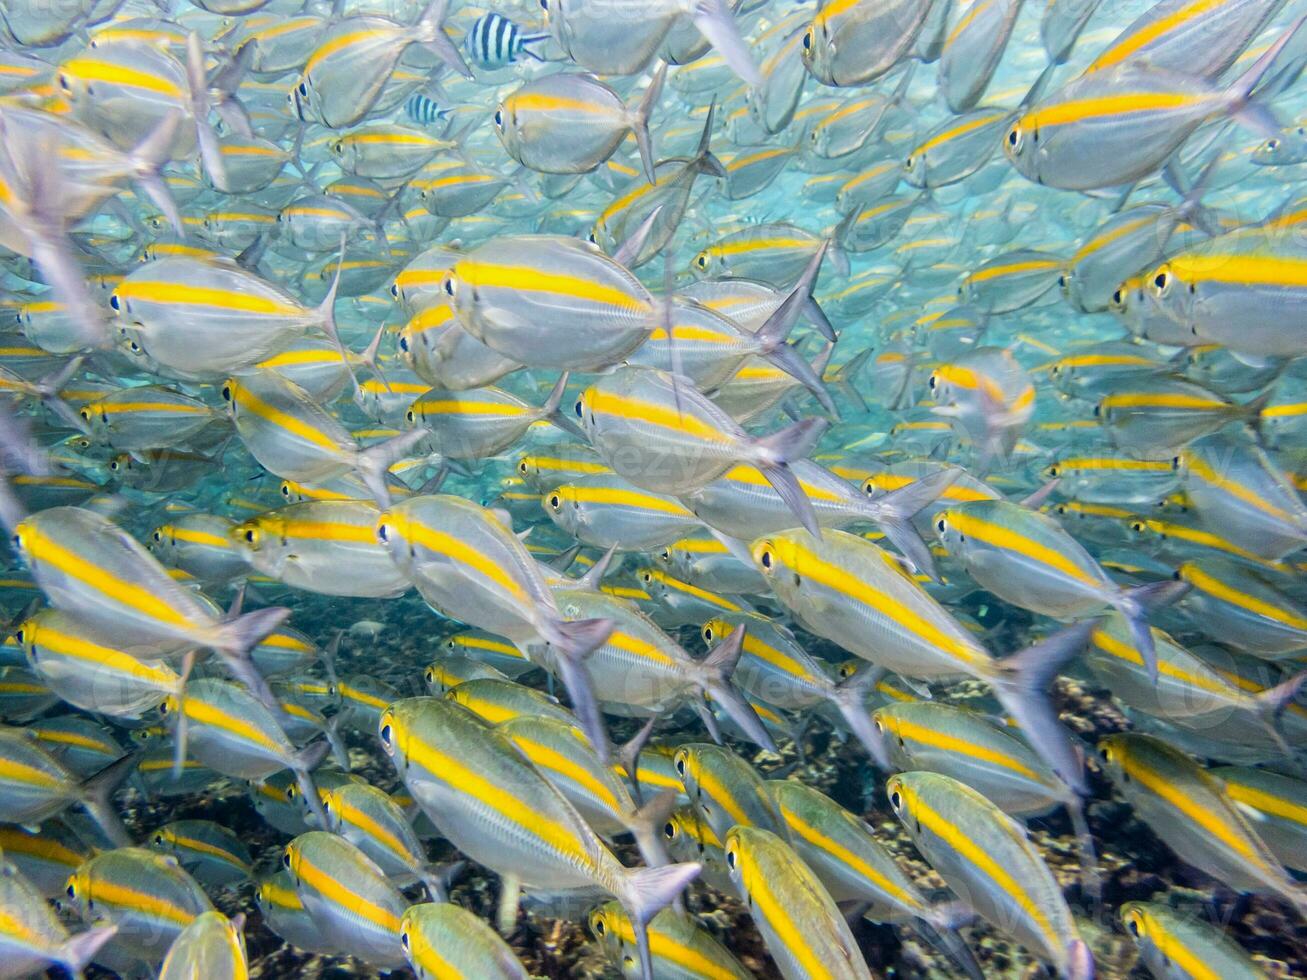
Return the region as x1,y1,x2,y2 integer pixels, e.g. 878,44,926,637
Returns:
106,592,1307,979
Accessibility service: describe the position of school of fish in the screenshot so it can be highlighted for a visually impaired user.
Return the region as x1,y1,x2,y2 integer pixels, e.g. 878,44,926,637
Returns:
0,0,1306,976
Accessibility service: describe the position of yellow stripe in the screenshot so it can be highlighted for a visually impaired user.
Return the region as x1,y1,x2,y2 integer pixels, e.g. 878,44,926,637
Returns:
559,485,692,516
1222,780,1307,828
79,876,198,926
1025,92,1204,130
456,261,649,312
1181,563,1307,630
20,524,194,630
292,847,401,932
115,281,300,316
1089,0,1229,72
232,383,340,453
406,524,529,603
943,510,1100,588
587,389,730,444
780,804,916,908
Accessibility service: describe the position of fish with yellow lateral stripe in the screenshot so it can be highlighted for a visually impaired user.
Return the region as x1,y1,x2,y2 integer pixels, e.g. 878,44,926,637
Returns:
148,819,252,888
149,513,250,585
723,824,872,979
283,830,408,968
223,370,426,508
1098,733,1307,914
11,505,288,696
590,901,753,979
401,901,530,979
376,493,615,759
544,474,703,551
753,528,1094,792
320,781,449,900
887,771,1093,979
110,254,366,387
551,589,776,753
1213,766,1307,874
78,384,222,452
64,846,214,972
158,909,249,980
1120,899,1270,980
497,67,665,183
235,499,413,599
934,496,1187,675
1174,557,1307,657
578,365,828,536
291,0,469,129
160,677,330,825
1004,14,1306,190
406,371,580,459
0,856,115,978
379,697,701,980
768,779,985,977
496,714,678,869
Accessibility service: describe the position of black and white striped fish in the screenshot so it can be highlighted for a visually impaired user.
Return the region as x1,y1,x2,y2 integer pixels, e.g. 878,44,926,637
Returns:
403,92,451,126
462,12,548,69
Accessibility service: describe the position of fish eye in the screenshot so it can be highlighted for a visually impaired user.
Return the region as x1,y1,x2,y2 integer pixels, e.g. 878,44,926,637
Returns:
153,833,164,845
674,755,685,776
298,82,307,97
518,461,528,474
14,628,23,644
398,335,409,352
927,373,938,390
539,0,548,9
1266,138,1280,151
695,253,708,270
1170,455,1181,471
759,549,772,569
79,408,91,421
494,109,503,128
593,917,605,935
1092,402,1102,418
1006,124,1022,153
663,820,676,839
801,28,812,51
904,155,914,170
548,494,560,509
1151,270,1170,295
442,276,455,297
379,723,392,747
244,528,257,543
935,517,947,533
405,410,415,423
702,625,713,641
573,400,584,419
108,294,120,311
1110,287,1126,309
66,881,76,898
890,790,902,809
725,846,736,869
377,523,390,543
1047,465,1059,477
400,929,410,950
282,850,292,869
152,530,162,542
58,73,71,92
221,385,232,402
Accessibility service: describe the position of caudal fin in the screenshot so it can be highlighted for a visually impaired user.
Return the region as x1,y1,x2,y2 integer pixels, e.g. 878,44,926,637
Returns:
698,624,777,753
415,0,472,78
691,0,761,86
623,787,679,869
79,751,139,848
753,417,829,537
631,64,667,184
862,466,959,579
991,621,1094,795
828,663,891,769
545,616,616,765
356,428,430,507
620,861,703,980
1112,578,1189,682
54,924,118,976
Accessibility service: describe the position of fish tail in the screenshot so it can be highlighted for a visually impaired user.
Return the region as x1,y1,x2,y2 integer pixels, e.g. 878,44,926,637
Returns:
544,616,616,764
829,663,892,768
632,63,667,184
755,244,838,415
79,750,140,848
415,0,472,78
541,371,585,439
185,32,229,192
53,924,118,976
991,620,1095,795
1066,793,1102,907
752,415,829,540
1112,578,1189,682
619,861,703,980
623,787,679,869
698,623,777,753
690,100,727,179
291,739,331,828
690,0,761,87
863,466,960,578
1226,11,1307,136
913,914,984,980
355,428,430,507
